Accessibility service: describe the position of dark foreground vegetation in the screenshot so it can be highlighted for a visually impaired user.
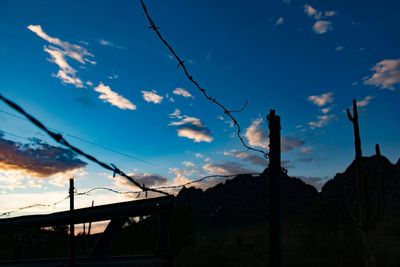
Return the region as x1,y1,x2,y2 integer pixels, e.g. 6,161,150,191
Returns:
0,155,399,266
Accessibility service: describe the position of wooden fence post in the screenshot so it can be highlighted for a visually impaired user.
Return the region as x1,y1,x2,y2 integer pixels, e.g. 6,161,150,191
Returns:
267,109,282,267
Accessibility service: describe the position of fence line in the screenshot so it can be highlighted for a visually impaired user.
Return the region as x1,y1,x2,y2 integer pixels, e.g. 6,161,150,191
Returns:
0,173,261,217
0,195,70,217
139,0,269,159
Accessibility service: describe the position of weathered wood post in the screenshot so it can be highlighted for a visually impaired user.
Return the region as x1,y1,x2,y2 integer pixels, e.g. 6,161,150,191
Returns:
69,178,75,267
267,109,282,267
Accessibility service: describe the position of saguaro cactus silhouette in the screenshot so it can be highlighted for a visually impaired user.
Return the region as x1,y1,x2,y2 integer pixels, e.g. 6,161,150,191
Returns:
345,99,384,267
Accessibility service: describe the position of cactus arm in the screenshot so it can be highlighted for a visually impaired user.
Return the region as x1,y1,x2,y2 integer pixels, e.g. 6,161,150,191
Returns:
346,108,354,121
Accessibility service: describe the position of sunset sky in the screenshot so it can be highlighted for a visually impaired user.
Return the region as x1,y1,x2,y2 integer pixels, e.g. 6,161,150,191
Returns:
0,0,399,217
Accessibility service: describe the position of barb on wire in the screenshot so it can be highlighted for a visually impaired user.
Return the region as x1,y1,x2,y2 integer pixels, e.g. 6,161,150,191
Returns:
139,0,269,159
75,187,143,196
0,195,70,217
0,93,170,197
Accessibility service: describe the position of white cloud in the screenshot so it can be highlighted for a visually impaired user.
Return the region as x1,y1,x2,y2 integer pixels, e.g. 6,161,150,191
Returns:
245,118,269,149
308,92,334,106
325,11,337,17
107,74,119,80
308,114,335,128
172,88,194,98
169,113,213,143
182,161,195,167
275,17,284,26
195,153,204,159
28,25,95,65
27,25,96,88
169,109,183,119
169,116,204,128
176,128,213,143
357,95,374,107
245,119,303,151
43,45,84,88
300,146,312,154
321,107,331,114
99,39,123,49
94,83,136,110
364,59,400,90
202,162,253,176
141,90,164,104
313,20,332,34
336,46,345,51
304,4,318,17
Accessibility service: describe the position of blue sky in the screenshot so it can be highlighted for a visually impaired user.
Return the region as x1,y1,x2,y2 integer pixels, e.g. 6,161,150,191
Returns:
0,0,399,215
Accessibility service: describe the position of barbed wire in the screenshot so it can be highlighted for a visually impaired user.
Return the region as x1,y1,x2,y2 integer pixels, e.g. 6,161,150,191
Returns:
139,0,269,159
0,172,261,217
0,93,170,197
0,108,155,166
0,195,70,217
154,172,262,190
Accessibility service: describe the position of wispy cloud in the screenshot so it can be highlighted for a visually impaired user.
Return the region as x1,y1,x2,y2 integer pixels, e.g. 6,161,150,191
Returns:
223,150,267,167
182,161,196,167
169,111,213,143
172,88,194,98
94,83,137,110
308,114,335,128
141,90,164,104
336,46,345,51
313,20,332,34
303,5,336,34
308,92,334,106
44,46,84,88
304,4,318,17
99,39,124,49
364,58,400,90
169,109,183,119
27,24,96,88
275,17,284,26
28,25,95,64
325,11,337,17
307,92,335,129
321,107,331,114
202,162,253,175
357,95,374,107
107,74,119,80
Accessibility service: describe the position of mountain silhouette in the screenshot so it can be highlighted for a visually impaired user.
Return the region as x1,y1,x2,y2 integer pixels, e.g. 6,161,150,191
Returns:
175,154,400,229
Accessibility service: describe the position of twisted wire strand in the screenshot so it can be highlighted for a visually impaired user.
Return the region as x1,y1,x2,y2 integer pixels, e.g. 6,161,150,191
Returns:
139,0,269,159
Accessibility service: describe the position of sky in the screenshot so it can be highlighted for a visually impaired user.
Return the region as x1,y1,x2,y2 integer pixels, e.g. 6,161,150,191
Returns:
0,0,399,217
